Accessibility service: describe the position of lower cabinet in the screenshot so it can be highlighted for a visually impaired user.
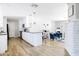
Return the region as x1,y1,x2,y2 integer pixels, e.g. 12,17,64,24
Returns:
65,21,79,56
0,35,7,54
22,32,42,46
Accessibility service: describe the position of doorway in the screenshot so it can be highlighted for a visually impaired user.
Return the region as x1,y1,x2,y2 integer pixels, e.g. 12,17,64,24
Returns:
7,19,19,38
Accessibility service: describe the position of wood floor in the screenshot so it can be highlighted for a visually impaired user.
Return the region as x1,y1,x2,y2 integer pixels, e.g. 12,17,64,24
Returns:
2,38,69,56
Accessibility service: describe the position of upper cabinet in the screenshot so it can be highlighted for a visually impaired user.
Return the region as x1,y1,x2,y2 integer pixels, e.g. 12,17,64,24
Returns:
0,17,3,27
0,6,3,28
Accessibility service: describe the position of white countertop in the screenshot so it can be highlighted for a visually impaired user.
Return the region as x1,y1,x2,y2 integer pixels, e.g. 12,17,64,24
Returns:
0,33,7,35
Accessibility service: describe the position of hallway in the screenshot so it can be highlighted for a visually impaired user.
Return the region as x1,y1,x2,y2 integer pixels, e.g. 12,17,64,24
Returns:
3,38,69,56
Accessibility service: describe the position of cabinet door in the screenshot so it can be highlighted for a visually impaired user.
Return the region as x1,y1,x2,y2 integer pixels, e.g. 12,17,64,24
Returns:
0,35,7,53
0,19,3,27
0,7,3,27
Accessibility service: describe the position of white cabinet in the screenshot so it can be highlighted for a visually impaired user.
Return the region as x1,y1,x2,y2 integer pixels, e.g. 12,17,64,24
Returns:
0,35,7,54
0,6,3,28
65,21,79,56
65,21,74,55
0,17,3,28
22,32,42,46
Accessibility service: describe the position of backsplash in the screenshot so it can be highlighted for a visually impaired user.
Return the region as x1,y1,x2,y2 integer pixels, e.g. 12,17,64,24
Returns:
0,27,4,32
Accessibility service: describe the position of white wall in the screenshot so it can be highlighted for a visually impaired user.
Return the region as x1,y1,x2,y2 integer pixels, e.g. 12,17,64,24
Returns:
54,21,67,33
19,17,26,31
29,18,52,32
50,21,55,32
27,3,68,32
3,16,7,33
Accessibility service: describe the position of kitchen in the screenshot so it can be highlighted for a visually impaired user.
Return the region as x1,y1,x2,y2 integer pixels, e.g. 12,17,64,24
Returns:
0,3,68,55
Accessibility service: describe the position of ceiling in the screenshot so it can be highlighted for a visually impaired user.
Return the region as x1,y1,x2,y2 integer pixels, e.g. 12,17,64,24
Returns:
0,3,68,21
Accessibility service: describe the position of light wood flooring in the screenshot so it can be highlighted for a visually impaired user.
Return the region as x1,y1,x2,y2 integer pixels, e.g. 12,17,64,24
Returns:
2,38,69,56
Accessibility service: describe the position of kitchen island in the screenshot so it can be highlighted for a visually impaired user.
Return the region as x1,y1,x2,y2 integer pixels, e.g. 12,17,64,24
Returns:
22,32,42,46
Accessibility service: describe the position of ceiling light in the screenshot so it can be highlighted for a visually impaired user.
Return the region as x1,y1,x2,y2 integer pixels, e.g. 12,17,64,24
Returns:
31,3,38,8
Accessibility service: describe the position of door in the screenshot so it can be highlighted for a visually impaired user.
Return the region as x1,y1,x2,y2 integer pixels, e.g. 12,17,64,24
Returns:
8,21,16,37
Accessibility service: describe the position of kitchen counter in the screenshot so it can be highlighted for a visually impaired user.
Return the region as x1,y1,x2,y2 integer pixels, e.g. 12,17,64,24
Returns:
0,33,7,35
23,32,42,33
0,34,7,54
22,32,42,46
0,34,7,35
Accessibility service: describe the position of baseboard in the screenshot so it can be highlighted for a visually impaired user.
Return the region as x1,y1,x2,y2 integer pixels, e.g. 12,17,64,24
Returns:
64,49,70,56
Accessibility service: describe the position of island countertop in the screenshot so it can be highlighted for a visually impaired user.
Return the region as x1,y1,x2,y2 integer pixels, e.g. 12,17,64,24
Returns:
23,31,42,33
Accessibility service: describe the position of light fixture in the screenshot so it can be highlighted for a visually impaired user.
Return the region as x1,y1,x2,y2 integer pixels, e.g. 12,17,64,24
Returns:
31,3,39,8
30,3,39,15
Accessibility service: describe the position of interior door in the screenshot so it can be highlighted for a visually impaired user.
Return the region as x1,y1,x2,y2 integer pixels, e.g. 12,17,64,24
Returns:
8,21,16,37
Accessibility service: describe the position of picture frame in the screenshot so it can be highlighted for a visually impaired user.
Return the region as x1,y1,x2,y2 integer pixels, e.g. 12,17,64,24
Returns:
68,5,74,17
